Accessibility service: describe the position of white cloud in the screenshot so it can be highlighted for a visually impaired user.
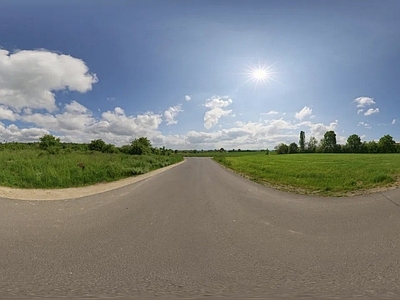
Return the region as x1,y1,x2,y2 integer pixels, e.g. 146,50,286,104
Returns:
294,106,312,120
357,121,372,129
261,110,279,115
0,122,49,142
0,49,97,112
185,118,339,150
0,105,18,121
392,119,396,125
164,104,183,125
364,108,379,116
185,95,191,101
354,97,375,108
204,96,233,129
204,96,232,109
301,120,338,138
357,109,364,115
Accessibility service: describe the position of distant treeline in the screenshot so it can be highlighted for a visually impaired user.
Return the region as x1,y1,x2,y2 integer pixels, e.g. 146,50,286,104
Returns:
275,131,400,154
0,135,177,156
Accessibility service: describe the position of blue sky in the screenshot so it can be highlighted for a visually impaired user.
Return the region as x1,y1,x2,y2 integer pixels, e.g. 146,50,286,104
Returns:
0,0,399,149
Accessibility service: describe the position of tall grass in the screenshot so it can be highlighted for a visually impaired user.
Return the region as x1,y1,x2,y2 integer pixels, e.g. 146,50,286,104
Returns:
214,153,400,196
0,149,183,189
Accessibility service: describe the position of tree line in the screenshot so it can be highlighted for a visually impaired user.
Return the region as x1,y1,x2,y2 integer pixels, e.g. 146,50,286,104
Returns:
275,131,399,154
0,134,176,156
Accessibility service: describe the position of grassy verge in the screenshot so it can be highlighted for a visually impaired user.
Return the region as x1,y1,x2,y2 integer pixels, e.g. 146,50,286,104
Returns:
214,153,400,196
0,149,183,189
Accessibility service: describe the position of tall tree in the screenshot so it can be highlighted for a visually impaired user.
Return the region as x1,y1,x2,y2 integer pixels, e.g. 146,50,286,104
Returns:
346,134,362,153
322,131,337,152
299,131,305,152
307,136,318,153
288,142,299,154
378,134,396,153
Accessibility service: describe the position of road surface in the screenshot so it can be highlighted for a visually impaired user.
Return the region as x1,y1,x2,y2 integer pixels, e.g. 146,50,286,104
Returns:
1,157,400,299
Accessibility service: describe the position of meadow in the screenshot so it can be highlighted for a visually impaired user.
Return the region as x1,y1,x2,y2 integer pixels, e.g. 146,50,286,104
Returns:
0,149,183,189
213,153,400,196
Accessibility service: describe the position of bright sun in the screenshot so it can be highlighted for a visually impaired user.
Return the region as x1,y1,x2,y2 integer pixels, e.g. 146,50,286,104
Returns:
244,63,277,87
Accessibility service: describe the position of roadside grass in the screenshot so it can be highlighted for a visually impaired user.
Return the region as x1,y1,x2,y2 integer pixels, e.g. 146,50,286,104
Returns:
0,149,183,189
214,153,400,196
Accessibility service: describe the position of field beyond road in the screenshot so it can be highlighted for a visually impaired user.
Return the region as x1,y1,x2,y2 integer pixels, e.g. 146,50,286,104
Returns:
214,153,400,196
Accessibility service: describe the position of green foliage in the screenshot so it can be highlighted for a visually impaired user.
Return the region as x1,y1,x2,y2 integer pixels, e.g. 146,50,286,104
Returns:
321,131,337,152
89,139,107,152
378,134,396,153
307,136,318,153
288,142,299,154
346,134,362,153
275,143,289,154
130,137,152,155
0,149,183,189
299,131,305,152
39,134,61,151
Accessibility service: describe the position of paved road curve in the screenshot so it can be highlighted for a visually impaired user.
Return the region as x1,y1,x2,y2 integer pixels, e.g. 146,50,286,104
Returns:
1,158,400,299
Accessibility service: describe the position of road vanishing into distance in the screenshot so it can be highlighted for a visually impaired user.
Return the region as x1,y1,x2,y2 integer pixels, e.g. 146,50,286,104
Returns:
1,157,400,299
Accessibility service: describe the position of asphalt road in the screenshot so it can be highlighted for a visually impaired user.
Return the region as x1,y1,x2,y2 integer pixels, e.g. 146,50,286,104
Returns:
1,157,400,299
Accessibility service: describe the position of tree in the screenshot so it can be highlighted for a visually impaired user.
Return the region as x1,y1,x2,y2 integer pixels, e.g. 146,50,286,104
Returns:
378,134,396,153
39,134,61,151
299,131,306,152
346,134,362,153
321,131,337,152
288,142,299,154
89,139,106,152
307,136,318,153
275,143,289,154
130,137,152,155
365,140,378,153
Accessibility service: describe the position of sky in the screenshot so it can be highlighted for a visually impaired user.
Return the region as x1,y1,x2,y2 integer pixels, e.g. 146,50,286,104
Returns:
0,0,399,150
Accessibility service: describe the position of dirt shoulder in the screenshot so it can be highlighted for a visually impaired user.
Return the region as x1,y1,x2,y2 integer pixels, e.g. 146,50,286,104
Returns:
0,160,186,201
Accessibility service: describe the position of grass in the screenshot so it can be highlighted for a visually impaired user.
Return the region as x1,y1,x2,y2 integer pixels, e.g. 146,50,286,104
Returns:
0,149,183,189
214,153,400,196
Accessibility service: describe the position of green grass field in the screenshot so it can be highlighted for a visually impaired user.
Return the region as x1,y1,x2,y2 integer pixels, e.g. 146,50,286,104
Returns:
0,149,183,189
214,153,400,196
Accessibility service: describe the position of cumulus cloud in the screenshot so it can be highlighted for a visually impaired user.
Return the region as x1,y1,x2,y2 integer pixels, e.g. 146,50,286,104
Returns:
0,49,97,112
0,122,49,142
364,108,379,116
294,106,312,120
184,118,340,150
354,97,375,108
204,96,233,129
185,95,191,101
392,119,396,125
164,104,183,125
357,109,364,115
0,105,18,121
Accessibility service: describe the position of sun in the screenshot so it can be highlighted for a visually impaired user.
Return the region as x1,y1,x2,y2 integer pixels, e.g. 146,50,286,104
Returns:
253,68,268,80
243,62,277,87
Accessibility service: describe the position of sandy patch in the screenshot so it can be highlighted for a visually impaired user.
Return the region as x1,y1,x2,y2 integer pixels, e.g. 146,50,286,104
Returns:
0,160,186,201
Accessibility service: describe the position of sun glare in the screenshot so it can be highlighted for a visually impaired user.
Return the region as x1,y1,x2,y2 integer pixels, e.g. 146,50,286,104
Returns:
243,63,277,87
